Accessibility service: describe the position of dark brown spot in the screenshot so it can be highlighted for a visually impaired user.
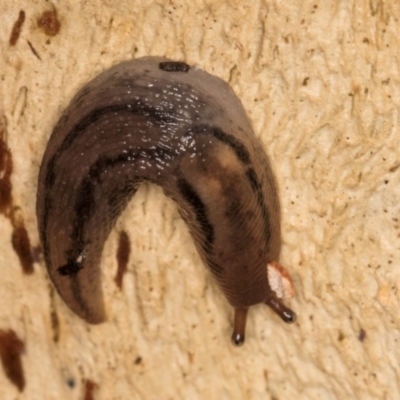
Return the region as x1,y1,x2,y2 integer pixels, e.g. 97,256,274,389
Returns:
115,230,130,289
38,9,61,36
9,10,25,46
134,356,142,365
83,379,98,400
358,328,366,342
0,329,25,392
11,224,34,275
159,61,190,72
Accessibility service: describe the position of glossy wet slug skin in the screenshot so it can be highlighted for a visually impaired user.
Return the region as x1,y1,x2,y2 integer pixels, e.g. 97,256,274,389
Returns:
37,56,296,346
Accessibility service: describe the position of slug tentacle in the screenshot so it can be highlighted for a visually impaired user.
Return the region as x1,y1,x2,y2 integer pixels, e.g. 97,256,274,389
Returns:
232,308,248,346
36,56,295,344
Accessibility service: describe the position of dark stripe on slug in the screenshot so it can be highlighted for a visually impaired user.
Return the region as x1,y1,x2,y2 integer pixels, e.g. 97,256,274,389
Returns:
64,147,171,271
208,260,224,275
246,168,272,243
107,182,138,215
212,128,251,165
44,102,179,190
89,154,138,182
57,177,97,275
42,102,181,263
183,123,272,245
176,178,215,251
159,61,190,72
72,177,96,245
88,149,176,184
59,104,174,157
44,156,57,188
186,125,251,165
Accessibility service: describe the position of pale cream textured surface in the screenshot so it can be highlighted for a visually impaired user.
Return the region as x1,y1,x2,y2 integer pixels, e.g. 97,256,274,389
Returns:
1,1,400,399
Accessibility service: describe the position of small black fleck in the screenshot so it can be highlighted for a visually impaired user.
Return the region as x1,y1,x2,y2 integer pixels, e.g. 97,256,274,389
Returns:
57,259,83,275
66,378,75,388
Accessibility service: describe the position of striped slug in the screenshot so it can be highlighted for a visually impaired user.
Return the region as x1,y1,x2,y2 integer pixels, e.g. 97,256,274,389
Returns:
36,56,296,346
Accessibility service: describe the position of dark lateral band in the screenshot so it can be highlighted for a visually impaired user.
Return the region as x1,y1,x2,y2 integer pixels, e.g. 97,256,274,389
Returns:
177,177,215,251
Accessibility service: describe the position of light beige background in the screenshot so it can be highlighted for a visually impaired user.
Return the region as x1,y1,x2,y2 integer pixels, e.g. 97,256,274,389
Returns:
1,1,400,399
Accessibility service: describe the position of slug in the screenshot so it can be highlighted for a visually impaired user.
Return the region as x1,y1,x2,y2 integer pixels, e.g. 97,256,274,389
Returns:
36,56,296,346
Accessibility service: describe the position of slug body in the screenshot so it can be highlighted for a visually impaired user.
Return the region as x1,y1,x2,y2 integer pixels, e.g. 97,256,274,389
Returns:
37,57,295,345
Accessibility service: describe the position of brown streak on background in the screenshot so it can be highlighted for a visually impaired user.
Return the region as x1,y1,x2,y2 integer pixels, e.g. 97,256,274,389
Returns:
0,128,34,274
114,230,131,289
0,329,25,392
9,10,25,46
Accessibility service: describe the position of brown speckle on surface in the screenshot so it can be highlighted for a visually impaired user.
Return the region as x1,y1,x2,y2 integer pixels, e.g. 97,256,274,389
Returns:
49,286,60,342
0,129,13,215
134,356,142,365
83,379,98,400
9,10,25,46
0,126,35,273
27,40,42,60
50,308,60,342
263,369,268,381
358,328,366,342
11,221,34,275
0,329,25,392
38,9,61,36
114,230,131,289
